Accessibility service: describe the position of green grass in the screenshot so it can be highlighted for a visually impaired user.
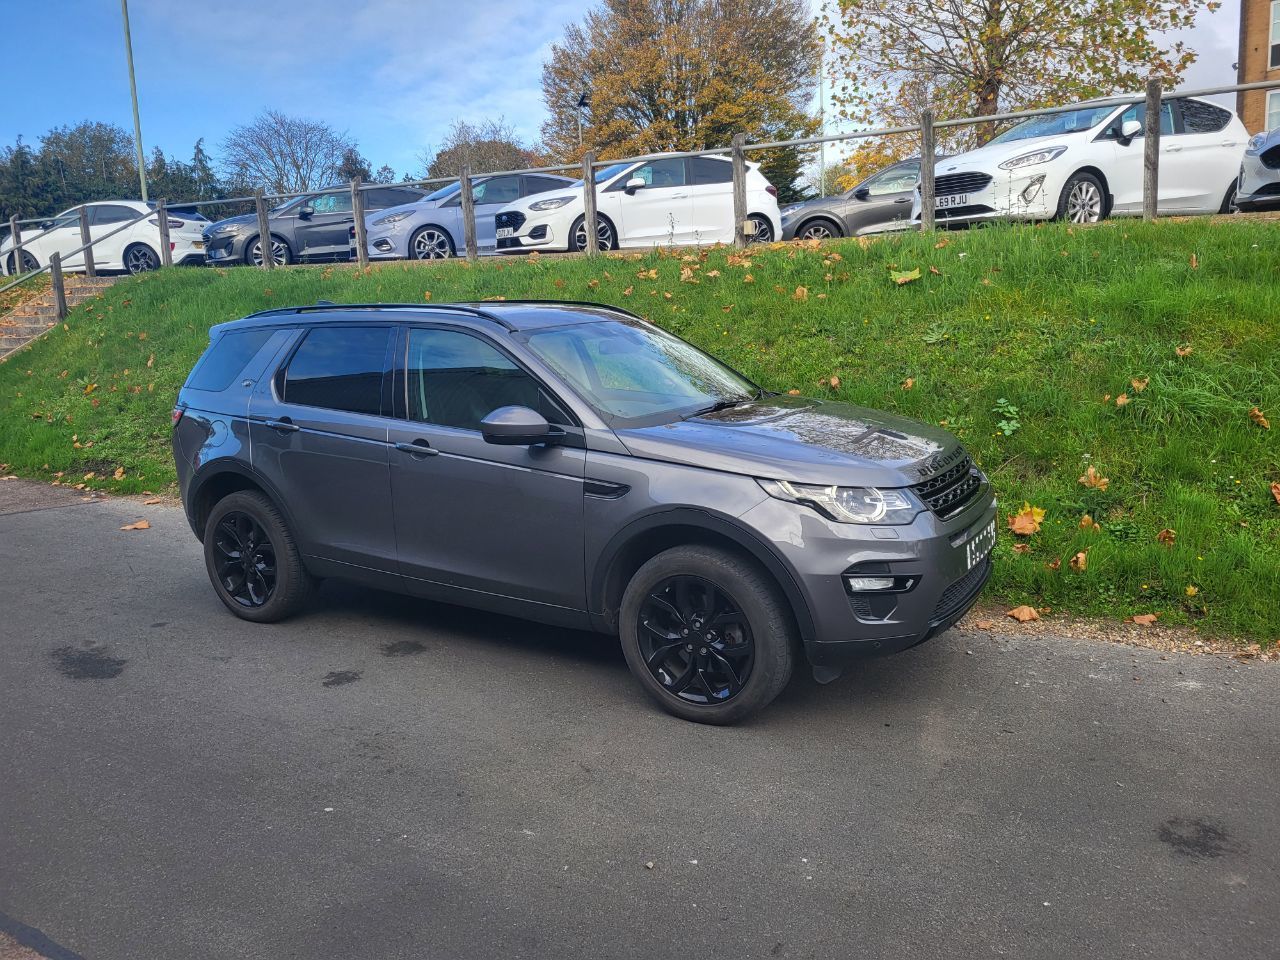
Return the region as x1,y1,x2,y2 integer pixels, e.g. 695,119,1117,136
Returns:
1,218,1277,640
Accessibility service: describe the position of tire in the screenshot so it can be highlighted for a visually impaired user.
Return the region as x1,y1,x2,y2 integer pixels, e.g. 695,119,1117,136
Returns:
246,235,292,267
796,217,843,241
619,545,796,724
410,225,455,260
6,250,38,275
124,243,160,274
1055,172,1106,224
1219,180,1238,215
746,213,775,243
203,490,315,623
570,214,616,252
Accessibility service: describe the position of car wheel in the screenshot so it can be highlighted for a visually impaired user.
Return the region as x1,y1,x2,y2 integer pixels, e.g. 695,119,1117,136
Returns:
204,490,315,623
124,243,160,274
797,218,842,241
570,215,615,252
246,235,291,267
410,225,454,260
619,545,795,724
6,250,38,274
1056,172,1106,224
1219,180,1238,215
746,214,775,243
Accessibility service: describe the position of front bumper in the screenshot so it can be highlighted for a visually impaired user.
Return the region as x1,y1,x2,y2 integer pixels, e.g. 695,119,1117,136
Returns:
1236,154,1280,211
917,168,1062,226
495,209,564,252
740,483,999,668
204,232,248,264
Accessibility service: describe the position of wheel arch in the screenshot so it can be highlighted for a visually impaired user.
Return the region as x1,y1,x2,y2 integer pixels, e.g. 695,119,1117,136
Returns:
792,214,845,239
243,232,293,265
1068,165,1112,216
410,222,458,255
591,508,816,642
187,460,298,543
572,211,619,250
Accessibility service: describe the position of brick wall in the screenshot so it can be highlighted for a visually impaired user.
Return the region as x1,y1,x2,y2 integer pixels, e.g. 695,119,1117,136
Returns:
1237,0,1280,132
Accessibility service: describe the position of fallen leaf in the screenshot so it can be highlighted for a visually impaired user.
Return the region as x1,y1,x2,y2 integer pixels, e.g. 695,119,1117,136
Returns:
1068,550,1088,572
143,497,163,505
793,286,809,301
423,290,433,300
889,267,921,286
901,377,915,390
1007,502,1046,536
1271,482,1280,505
637,268,658,280
84,383,97,395
933,238,949,249
120,519,151,531
975,619,995,629
1189,253,1198,269
146,354,155,368
1130,377,1149,392
828,375,841,389
113,467,125,481
587,279,600,289
1249,407,1270,429
1175,344,1193,357
1012,543,1031,554
706,270,720,278
1115,393,1130,407
787,389,802,396
1127,613,1159,626
1006,605,1040,623
1046,558,1062,571
929,265,941,275
1184,585,1199,597
1079,514,1100,532
622,285,633,296
1078,466,1110,491
1156,528,1176,547
83,472,96,481
743,274,755,284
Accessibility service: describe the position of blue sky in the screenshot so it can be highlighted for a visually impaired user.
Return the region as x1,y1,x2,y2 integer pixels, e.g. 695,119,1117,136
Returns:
1,0,1242,177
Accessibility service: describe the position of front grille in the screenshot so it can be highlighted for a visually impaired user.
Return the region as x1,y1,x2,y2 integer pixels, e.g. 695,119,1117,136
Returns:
911,454,983,520
1260,145,1280,170
495,211,526,231
936,204,996,220
932,556,991,623
1253,182,1280,196
935,172,993,196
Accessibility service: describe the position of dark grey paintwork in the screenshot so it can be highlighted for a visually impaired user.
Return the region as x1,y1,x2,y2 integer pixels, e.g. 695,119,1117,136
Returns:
173,301,995,679
781,159,923,239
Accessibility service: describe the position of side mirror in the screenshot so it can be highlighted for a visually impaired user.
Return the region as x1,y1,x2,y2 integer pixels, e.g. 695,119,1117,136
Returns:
1120,119,1142,142
298,204,314,219
40,220,54,230
624,177,646,195
481,405,552,445
853,186,870,200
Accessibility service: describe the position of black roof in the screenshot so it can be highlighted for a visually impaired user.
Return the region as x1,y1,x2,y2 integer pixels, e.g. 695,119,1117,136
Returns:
211,300,643,336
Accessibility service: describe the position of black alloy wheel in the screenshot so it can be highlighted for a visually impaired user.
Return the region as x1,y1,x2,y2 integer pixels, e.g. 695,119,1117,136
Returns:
211,511,278,608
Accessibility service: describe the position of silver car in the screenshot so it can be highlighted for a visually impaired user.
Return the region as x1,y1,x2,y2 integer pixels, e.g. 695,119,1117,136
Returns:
1237,128,1280,212
363,173,575,260
781,160,923,240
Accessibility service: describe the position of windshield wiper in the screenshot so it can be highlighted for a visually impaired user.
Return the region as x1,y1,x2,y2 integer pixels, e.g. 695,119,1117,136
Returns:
689,394,757,418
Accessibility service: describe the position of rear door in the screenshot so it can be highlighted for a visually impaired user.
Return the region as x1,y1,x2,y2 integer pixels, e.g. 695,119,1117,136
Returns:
1170,99,1243,211
611,158,695,247
293,192,355,260
688,156,735,243
90,203,146,269
249,324,400,575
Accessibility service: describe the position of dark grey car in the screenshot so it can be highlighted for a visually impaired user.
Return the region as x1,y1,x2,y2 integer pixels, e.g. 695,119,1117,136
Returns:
203,184,428,266
172,301,996,723
781,159,923,240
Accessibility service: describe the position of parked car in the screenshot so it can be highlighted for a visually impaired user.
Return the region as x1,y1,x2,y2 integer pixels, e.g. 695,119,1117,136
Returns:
494,155,781,253
172,300,995,724
203,184,428,266
359,173,577,260
910,96,1247,226
782,159,925,240
1,200,207,276
1236,127,1280,212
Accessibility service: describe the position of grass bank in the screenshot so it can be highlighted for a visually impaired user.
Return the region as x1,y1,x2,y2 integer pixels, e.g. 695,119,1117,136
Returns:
1,218,1277,640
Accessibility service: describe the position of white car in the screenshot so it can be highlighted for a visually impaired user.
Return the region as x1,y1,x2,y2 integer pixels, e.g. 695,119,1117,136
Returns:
911,96,1247,226
1237,127,1280,212
494,154,781,253
1,200,208,276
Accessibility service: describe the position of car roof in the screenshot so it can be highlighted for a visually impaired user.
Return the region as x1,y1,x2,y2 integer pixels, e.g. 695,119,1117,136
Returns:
210,300,644,337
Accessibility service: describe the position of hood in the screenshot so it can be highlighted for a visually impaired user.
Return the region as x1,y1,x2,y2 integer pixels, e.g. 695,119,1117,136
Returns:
204,213,256,235
782,195,845,219
509,186,582,211
366,200,424,224
615,395,961,487
937,137,1073,172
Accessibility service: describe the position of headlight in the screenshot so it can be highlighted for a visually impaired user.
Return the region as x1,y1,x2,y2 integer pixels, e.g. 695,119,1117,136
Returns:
1247,133,1267,153
373,211,413,226
528,197,573,211
758,479,918,524
998,146,1067,170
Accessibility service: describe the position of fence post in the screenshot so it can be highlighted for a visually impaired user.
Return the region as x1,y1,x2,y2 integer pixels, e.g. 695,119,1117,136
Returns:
731,133,748,248
50,252,67,320
1142,77,1162,221
581,151,599,256
8,216,20,275
78,205,96,277
351,178,369,269
156,198,172,267
254,188,274,270
459,165,478,262
919,109,936,232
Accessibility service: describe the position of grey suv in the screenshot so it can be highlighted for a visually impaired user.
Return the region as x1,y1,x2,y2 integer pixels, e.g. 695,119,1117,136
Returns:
172,302,996,723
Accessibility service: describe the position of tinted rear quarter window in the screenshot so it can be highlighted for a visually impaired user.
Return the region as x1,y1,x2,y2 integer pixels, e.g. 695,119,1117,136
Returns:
1179,99,1231,134
187,329,276,392
282,326,390,416
689,157,733,185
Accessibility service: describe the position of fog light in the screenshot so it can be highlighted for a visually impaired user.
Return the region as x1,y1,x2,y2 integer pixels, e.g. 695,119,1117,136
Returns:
1021,175,1046,203
373,239,394,252
846,576,896,591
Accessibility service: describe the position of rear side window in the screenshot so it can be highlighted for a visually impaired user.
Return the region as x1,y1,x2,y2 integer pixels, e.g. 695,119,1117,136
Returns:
1178,99,1231,134
187,329,275,392
283,326,390,416
92,204,141,225
689,157,733,185
524,175,570,196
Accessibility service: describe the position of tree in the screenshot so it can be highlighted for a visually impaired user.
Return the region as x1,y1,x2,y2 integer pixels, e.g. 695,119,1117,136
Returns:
371,164,397,184
421,119,537,178
336,147,372,182
540,0,820,200
221,111,357,193
824,0,1214,153
810,161,856,197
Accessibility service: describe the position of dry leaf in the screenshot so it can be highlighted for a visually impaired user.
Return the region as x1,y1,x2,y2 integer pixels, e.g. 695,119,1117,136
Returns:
742,274,755,284
84,383,97,395
587,279,600,289
1046,558,1062,571
933,238,949,249
975,619,995,629
1130,377,1149,392
1012,543,1031,554
901,377,915,390
890,267,921,286
1271,481,1280,505
1078,465,1110,491
1079,514,1100,532
83,471,96,481
1068,550,1088,572
1007,502,1046,536
1189,253,1198,269
1249,407,1270,429
113,466,125,481
787,389,802,396
1006,605,1040,623
706,270,720,278
637,269,658,280
120,519,151,531
1156,528,1176,547
143,497,163,505
1115,393,1130,407
1127,613,1159,626
793,286,809,301
146,354,155,368
829,375,841,389
622,286,633,296
1175,344,1192,357
929,265,941,275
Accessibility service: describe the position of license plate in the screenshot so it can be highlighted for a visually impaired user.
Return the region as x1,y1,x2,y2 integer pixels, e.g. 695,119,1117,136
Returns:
965,520,996,571
936,193,969,209
496,227,514,239
192,241,204,250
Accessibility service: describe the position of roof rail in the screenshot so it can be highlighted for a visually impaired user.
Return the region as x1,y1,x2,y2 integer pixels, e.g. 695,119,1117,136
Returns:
240,302,518,331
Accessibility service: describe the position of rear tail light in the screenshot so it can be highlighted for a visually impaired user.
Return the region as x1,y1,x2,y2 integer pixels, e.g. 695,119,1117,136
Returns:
766,184,778,198
171,406,185,426
169,242,176,252
149,218,185,229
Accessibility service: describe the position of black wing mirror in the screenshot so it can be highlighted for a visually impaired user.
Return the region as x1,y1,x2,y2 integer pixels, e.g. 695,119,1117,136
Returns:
853,186,870,200
481,405,553,445
297,203,314,219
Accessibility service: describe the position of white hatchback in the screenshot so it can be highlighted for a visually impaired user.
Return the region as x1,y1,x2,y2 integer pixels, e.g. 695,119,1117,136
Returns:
1,200,208,276
912,96,1247,225
494,154,782,253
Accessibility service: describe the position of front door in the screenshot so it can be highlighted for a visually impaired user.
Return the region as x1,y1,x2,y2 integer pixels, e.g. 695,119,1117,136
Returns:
387,325,587,613
611,158,695,247
249,324,399,574
294,191,356,260
1102,101,1175,214
442,175,523,253
845,161,919,234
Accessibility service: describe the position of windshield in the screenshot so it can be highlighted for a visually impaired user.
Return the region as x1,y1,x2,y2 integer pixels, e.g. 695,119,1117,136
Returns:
269,196,307,213
424,182,461,202
521,319,760,426
988,105,1116,145
572,162,632,188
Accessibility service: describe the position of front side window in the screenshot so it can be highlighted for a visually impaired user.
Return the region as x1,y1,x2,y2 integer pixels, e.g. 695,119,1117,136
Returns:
1103,102,1176,138
282,326,390,416
406,328,569,430
522,319,759,426
525,175,571,195
309,192,353,215
611,158,686,191
862,162,920,196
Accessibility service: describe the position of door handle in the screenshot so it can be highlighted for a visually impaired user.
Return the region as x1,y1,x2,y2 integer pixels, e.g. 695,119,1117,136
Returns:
265,418,299,433
1221,140,1238,147
671,193,689,199
893,197,910,203
395,440,439,457
1162,145,1182,153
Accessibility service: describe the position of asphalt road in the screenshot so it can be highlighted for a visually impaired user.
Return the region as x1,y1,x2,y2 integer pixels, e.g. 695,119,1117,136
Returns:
1,480,1276,960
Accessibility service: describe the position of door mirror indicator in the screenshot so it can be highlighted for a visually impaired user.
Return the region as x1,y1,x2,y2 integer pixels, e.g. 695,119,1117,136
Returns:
624,177,646,195
481,405,553,445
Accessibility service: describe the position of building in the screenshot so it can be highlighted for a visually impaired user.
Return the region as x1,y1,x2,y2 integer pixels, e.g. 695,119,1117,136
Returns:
1237,0,1280,131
